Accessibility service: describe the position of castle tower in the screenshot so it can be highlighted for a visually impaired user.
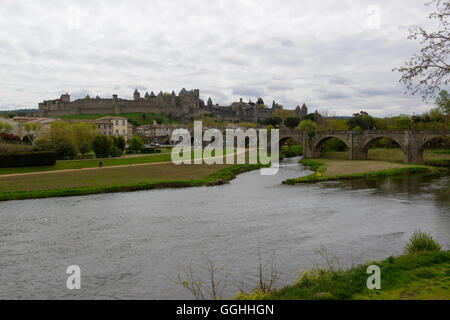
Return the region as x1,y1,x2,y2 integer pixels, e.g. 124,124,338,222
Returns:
134,89,140,101
60,93,70,103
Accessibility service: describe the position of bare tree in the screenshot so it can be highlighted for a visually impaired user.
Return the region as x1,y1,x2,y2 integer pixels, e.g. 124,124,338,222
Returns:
395,0,449,100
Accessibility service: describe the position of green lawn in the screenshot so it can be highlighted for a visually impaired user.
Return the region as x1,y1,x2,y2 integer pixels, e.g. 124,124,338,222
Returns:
0,148,238,175
0,153,174,175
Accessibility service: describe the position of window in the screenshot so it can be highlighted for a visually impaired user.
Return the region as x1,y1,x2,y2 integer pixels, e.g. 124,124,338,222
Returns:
115,120,119,125
98,124,101,129
115,130,119,136
122,129,126,135
122,120,126,126
104,124,106,129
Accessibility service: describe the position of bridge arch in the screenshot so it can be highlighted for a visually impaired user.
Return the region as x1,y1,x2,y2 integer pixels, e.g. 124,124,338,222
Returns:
360,134,407,161
416,134,450,164
312,134,351,158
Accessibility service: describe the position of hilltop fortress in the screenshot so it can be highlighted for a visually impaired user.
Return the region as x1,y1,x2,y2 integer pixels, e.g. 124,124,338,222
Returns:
39,89,308,122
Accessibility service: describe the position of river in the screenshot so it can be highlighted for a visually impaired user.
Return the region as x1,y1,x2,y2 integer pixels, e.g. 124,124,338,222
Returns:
0,157,449,299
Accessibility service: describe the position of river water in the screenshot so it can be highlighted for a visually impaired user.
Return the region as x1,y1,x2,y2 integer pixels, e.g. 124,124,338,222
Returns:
0,157,449,299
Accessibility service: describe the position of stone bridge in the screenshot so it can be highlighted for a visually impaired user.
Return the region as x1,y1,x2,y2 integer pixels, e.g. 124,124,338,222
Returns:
278,129,450,164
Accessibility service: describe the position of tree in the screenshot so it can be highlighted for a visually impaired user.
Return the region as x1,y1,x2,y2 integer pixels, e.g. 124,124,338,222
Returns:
129,135,144,153
72,122,97,156
348,111,375,130
374,118,388,130
113,136,127,151
395,0,449,100
263,117,283,127
35,122,78,159
284,117,301,129
436,89,450,114
0,121,13,133
391,116,413,130
92,134,114,158
24,123,41,145
299,120,318,139
321,119,350,131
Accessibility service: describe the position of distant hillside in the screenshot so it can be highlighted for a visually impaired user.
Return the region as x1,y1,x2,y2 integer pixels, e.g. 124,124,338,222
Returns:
0,109,39,116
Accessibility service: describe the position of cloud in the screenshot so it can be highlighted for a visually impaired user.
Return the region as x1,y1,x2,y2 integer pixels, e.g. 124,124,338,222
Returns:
0,0,436,116
232,88,265,99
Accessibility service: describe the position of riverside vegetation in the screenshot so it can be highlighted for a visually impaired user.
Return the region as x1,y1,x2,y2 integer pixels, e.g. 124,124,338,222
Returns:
176,232,449,300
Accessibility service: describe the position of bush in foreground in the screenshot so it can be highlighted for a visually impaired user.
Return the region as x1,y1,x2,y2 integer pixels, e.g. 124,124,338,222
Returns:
404,231,442,254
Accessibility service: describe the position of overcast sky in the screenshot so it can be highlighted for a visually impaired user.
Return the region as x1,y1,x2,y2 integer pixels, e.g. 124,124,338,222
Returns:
0,0,440,116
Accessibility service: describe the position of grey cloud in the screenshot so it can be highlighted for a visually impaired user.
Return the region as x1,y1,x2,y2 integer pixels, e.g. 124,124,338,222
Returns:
232,88,265,98
0,0,435,116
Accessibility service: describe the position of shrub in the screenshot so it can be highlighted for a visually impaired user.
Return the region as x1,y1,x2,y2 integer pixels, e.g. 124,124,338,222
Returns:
110,146,123,158
141,147,156,154
0,151,57,168
404,231,442,254
92,135,113,158
129,135,144,153
284,117,301,129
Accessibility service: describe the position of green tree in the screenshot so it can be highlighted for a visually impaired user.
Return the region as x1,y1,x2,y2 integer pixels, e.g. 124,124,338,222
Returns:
429,107,444,122
0,121,13,133
436,90,450,115
321,119,350,131
72,122,97,156
113,136,127,151
391,116,413,130
284,117,301,129
129,135,144,154
374,118,388,130
299,120,318,139
24,123,41,145
348,111,376,130
36,122,78,159
92,134,114,158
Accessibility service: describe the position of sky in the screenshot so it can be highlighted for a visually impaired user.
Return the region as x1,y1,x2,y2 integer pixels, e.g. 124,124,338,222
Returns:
0,0,441,116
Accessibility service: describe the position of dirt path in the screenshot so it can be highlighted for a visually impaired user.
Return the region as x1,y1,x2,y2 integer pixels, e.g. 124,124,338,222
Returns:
1,149,249,179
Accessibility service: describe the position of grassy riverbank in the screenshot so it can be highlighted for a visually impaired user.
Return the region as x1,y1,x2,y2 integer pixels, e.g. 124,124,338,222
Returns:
284,159,438,184
0,163,263,201
284,147,449,184
266,250,450,300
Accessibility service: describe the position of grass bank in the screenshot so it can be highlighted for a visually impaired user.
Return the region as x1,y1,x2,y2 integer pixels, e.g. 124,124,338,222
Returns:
0,163,263,202
266,250,450,300
284,159,437,184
